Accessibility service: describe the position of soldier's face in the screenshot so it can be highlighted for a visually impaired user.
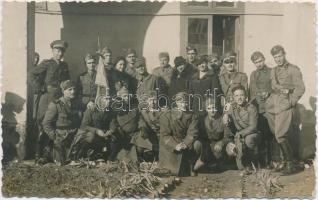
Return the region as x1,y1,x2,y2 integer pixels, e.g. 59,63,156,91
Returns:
147,98,157,110
176,100,188,111
233,89,246,106
273,51,286,66
206,104,217,117
64,87,75,99
253,57,265,70
177,64,185,73
209,58,220,69
52,48,64,61
102,53,112,65
126,53,137,65
159,57,169,67
187,50,197,63
86,59,95,71
115,60,126,72
198,61,208,72
136,64,146,75
223,59,236,72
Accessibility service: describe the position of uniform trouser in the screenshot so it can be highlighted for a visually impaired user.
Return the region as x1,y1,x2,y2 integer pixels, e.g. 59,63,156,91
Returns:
53,129,76,165
69,130,117,161
265,109,292,144
258,114,280,164
35,121,52,161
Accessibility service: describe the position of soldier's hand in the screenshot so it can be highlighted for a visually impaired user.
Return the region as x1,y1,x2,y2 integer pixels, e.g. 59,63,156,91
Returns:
214,142,223,153
96,129,106,137
175,143,183,151
222,114,229,125
105,130,113,137
180,142,188,150
87,101,95,110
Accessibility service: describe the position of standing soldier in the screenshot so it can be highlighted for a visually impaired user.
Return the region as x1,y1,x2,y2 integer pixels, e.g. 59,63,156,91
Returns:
152,52,174,89
219,51,248,103
223,85,260,173
185,46,198,71
159,92,202,176
249,51,277,167
124,48,138,78
31,40,70,164
42,80,82,165
77,53,97,111
69,96,116,161
265,45,305,175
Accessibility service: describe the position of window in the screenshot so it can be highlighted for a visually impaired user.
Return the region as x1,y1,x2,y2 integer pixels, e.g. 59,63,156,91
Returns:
187,1,209,6
214,2,236,8
35,2,48,11
188,18,208,55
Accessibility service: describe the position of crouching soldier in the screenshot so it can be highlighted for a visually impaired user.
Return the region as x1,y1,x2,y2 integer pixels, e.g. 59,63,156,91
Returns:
198,97,231,171
138,91,164,161
158,92,202,176
223,85,260,173
68,95,116,161
42,80,82,165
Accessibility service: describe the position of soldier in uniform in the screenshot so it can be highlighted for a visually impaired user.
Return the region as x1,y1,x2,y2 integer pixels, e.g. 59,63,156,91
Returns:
265,45,305,175
30,40,70,164
42,80,82,165
124,48,138,78
68,95,116,161
223,85,260,173
138,91,164,161
249,51,278,167
134,58,166,107
185,46,198,71
159,92,202,176
152,52,174,89
77,53,97,111
219,51,248,103
197,97,231,171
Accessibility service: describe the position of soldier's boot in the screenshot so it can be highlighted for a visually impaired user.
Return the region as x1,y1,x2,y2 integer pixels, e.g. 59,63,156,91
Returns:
279,141,297,175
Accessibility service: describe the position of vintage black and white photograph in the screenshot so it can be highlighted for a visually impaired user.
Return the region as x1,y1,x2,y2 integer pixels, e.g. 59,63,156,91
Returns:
1,0,316,198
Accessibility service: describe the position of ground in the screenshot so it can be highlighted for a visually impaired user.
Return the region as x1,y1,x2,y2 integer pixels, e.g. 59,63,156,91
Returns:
1,160,315,198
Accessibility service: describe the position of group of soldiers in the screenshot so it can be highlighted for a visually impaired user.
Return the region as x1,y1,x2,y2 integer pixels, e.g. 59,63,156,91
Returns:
27,39,305,177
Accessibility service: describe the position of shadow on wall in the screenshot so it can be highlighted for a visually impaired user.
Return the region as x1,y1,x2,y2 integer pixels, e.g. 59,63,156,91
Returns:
2,92,26,163
59,2,165,80
290,96,316,161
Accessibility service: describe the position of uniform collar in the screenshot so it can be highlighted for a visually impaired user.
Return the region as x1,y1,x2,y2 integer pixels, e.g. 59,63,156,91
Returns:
257,65,269,72
278,61,289,69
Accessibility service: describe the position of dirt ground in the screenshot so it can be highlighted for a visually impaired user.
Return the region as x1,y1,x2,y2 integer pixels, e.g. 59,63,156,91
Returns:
1,160,315,198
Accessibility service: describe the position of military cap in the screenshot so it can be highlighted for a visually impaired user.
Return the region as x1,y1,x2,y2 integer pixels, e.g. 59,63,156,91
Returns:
174,56,186,67
222,51,237,62
231,84,246,94
159,52,169,59
5,92,26,107
174,92,189,102
60,80,76,91
124,48,137,56
100,46,112,55
134,58,146,68
250,51,265,61
84,53,95,62
196,55,209,65
271,45,285,55
186,46,197,54
209,52,221,60
50,40,68,50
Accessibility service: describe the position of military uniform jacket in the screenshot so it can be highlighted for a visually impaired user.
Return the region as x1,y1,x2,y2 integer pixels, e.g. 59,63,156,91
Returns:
168,65,195,98
77,71,97,106
136,73,166,97
219,71,248,101
31,58,70,89
152,65,174,87
42,97,81,139
249,65,272,113
80,107,115,134
160,110,199,152
227,102,258,137
199,114,228,143
265,62,305,114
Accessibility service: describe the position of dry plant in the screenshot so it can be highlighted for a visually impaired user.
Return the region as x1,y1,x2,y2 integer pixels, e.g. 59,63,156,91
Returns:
251,163,284,196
